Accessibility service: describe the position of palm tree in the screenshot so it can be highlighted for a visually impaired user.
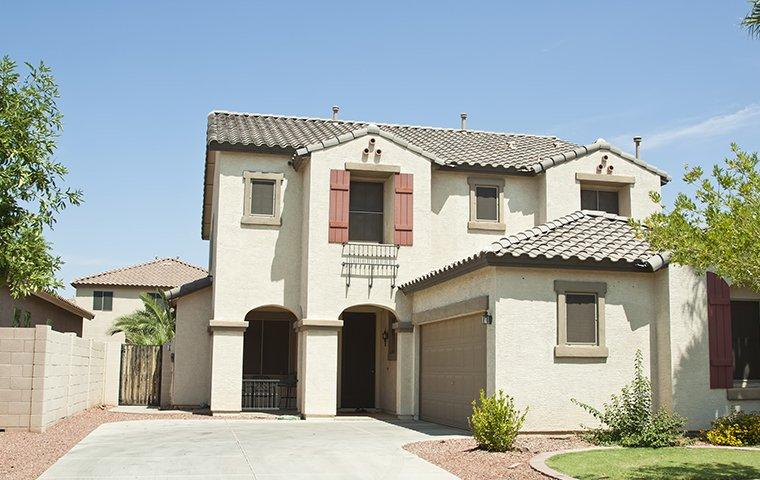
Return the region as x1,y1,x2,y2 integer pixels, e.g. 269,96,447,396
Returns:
744,0,760,37
109,291,174,345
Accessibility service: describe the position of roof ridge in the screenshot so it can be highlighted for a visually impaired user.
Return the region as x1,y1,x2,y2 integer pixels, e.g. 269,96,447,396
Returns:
209,110,562,140
71,257,207,285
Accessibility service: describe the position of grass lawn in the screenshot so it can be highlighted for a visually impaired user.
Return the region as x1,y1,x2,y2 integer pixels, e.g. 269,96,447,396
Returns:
546,447,760,480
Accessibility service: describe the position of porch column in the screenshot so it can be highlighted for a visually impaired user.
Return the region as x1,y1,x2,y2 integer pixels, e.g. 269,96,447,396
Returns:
295,319,342,418
208,320,248,414
394,321,415,419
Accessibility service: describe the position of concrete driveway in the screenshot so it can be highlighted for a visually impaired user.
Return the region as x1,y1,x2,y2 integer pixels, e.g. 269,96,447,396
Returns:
39,417,465,479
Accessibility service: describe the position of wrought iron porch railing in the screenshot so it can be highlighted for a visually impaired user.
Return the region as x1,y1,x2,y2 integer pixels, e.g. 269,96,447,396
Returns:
341,242,400,288
242,377,297,411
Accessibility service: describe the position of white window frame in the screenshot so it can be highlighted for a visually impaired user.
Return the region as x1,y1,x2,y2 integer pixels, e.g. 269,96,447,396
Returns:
242,171,283,226
554,280,608,358
467,177,505,231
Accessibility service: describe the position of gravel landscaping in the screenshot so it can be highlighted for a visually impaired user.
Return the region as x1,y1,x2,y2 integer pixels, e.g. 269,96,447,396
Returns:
404,434,593,480
0,406,234,480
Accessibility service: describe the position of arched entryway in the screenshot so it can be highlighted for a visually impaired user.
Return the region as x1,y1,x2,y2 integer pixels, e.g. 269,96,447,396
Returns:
338,305,398,413
242,306,297,411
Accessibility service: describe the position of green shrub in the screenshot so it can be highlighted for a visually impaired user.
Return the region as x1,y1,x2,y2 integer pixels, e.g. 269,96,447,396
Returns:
704,411,760,446
572,350,686,448
469,389,527,452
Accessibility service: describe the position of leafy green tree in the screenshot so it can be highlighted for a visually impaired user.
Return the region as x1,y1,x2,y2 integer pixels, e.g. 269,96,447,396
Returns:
744,0,760,37
634,145,760,292
0,56,82,298
109,292,175,345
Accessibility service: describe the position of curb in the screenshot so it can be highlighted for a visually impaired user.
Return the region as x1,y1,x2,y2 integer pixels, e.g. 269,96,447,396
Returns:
529,445,760,479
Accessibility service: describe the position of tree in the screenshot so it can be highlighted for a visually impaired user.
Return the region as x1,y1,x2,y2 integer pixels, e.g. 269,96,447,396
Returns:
744,0,760,38
634,145,760,291
0,56,82,298
109,292,175,345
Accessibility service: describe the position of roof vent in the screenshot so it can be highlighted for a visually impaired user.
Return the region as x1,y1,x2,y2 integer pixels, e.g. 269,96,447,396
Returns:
460,113,467,130
633,136,642,159
332,106,339,121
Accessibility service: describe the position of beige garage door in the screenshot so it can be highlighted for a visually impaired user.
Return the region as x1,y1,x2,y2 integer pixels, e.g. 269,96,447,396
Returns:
419,315,486,429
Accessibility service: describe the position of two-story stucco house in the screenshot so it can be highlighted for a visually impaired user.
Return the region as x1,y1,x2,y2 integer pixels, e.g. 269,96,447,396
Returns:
166,110,760,431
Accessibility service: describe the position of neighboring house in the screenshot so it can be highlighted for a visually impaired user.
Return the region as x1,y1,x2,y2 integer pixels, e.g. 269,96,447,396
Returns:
167,110,760,431
0,285,94,336
72,258,208,342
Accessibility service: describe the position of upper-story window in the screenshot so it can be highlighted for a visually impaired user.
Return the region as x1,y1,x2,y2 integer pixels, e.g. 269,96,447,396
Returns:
242,171,283,226
93,291,113,311
468,177,505,231
581,188,619,215
349,181,384,243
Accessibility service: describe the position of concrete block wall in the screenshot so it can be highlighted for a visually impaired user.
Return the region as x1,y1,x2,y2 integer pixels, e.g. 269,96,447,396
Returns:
0,325,109,432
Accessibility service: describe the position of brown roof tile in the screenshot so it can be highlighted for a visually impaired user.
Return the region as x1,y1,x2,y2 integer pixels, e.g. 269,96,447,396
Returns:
71,258,208,289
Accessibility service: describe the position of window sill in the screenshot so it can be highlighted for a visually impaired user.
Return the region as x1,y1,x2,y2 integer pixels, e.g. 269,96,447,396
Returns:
468,221,506,231
726,387,760,401
241,215,281,226
554,345,609,358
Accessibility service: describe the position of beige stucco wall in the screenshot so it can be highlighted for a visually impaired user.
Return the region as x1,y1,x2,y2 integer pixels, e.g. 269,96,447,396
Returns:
0,287,84,336
0,326,107,432
541,149,663,223
76,286,156,343
172,287,213,407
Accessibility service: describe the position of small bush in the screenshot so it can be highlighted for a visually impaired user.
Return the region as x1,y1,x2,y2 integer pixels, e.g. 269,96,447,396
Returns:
704,411,760,446
469,389,527,452
572,350,686,448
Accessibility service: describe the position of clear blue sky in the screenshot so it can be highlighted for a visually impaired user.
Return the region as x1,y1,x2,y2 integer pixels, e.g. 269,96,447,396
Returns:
2,1,759,296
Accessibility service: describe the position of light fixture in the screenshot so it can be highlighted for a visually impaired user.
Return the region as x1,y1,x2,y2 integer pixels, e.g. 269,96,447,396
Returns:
382,330,389,346
481,312,493,325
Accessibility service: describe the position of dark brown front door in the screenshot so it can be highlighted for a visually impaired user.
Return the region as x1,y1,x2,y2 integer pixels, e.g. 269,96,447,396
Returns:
341,313,375,409
731,301,760,382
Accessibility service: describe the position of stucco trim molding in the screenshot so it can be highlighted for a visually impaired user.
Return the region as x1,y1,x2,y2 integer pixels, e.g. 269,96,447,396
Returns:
392,321,413,332
345,162,400,175
413,295,489,326
727,387,760,401
294,319,344,331
208,320,249,332
575,172,636,186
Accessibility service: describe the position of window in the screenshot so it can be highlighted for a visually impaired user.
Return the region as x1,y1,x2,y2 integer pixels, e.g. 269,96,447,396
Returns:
468,177,505,231
554,280,608,358
349,181,384,243
93,291,113,311
581,189,619,214
242,171,283,226
731,301,760,384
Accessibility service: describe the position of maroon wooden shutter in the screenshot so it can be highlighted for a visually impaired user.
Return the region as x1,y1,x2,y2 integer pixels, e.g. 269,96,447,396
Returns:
394,173,413,246
707,272,733,389
328,169,350,243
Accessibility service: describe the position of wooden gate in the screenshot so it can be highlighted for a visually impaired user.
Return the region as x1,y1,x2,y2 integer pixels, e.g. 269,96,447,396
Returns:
119,345,162,406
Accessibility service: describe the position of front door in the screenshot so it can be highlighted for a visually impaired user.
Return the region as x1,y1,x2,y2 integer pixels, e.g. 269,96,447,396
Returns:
341,313,376,409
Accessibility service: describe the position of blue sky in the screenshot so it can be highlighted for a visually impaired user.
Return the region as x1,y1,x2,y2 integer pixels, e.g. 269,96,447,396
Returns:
2,1,759,296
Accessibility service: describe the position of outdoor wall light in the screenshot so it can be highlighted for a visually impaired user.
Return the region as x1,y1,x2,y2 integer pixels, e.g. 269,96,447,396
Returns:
382,329,389,346
481,312,493,325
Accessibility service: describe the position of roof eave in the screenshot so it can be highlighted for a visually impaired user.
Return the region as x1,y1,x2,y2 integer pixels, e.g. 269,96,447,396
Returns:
32,291,94,320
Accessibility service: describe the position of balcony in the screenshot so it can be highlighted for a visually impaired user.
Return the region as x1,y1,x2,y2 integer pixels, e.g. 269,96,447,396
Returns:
341,242,400,288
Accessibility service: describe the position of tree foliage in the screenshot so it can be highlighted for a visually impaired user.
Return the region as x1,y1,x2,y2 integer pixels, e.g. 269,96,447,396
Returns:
109,292,175,345
744,0,760,38
0,56,82,297
634,145,760,291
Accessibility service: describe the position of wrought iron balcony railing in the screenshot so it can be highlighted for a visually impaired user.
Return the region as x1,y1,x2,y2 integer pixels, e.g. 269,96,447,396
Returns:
341,242,400,288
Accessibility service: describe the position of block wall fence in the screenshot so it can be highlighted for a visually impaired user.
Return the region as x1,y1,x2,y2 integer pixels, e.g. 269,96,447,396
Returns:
0,325,119,432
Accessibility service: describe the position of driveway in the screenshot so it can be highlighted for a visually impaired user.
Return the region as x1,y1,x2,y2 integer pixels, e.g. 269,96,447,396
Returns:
39,417,465,479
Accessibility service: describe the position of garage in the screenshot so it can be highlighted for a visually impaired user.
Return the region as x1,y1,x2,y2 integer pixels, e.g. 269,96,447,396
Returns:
419,311,487,430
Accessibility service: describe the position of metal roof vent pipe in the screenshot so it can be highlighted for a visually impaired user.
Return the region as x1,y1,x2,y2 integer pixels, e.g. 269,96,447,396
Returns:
332,105,340,121
460,112,468,130
633,136,642,159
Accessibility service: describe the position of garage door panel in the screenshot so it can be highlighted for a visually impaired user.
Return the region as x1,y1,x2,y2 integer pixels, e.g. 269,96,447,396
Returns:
420,314,486,429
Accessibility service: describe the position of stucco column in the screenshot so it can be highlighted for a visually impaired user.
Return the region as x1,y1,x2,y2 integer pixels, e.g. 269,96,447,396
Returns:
208,320,247,414
394,321,415,419
295,319,342,418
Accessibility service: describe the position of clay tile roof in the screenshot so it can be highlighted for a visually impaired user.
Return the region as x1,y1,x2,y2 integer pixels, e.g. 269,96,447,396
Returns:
400,211,669,292
71,258,208,289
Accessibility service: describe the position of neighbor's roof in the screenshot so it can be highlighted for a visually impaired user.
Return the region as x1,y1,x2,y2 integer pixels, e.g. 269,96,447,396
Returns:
71,258,208,288
32,291,94,319
400,210,670,293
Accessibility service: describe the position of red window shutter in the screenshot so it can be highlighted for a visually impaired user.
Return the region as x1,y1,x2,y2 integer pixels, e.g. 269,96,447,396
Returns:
707,272,733,389
394,173,413,246
328,169,350,243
